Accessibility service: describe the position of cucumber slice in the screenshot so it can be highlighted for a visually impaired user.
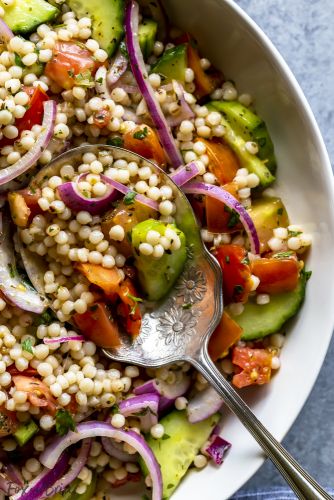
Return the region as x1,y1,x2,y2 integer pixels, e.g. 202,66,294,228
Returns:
150,44,187,84
210,100,277,174
248,197,289,252
67,0,125,56
141,410,220,499
132,219,187,301
232,273,308,340
139,18,158,59
3,0,59,35
207,102,275,188
14,419,38,446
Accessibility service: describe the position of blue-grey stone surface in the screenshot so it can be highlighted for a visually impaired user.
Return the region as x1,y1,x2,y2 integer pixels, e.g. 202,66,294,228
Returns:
233,0,334,495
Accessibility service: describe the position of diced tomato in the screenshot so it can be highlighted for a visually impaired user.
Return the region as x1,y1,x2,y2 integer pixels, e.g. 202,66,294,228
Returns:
75,263,123,295
187,44,221,98
214,245,252,304
0,408,18,437
66,394,78,415
45,41,100,90
232,346,273,388
251,255,300,294
74,302,121,348
197,139,239,184
12,376,57,414
123,124,166,167
93,108,112,129
8,187,43,228
189,194,206,226
206,182,242,234
0,87,49,148
208,312,243,361
7,366,38,377
116,279,142,336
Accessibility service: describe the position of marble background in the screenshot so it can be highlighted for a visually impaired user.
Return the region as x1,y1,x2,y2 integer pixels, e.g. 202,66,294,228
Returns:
233,0,334,494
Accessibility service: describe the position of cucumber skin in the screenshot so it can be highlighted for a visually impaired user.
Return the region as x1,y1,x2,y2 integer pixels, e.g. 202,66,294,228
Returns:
141,410,220,499
150,44,188,84
234,274,308,341
14,419,38,446
3,0,59,35
139,19,158,59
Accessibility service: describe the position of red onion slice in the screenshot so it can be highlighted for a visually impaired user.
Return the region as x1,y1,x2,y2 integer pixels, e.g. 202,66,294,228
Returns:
182,181,260,254
171,161,202,187
0,215,47,313
107,49,128,88
187,385,223,423
101,174,159,211
134,376,191,413
0,19,13,44
102,436,138,462
167,81,195,128
43,335,84,344
205,435,231,465
57,177,118,215
0,100,56,186
2,464,23,487
40,439,91,499
119,393,159,432
125,1,183,168
40,421,162,500
11,452,69,500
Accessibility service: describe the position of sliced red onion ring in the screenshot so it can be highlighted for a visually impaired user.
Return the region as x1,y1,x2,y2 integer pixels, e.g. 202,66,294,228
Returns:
119,393,159,432
43,335,84,344
205,435,231,465
40,439,91,499
107,50,128,88
95,66,111,99
40,421,162,500
0,100,56,186
2,464,23,487
187,385,223,423
166,81,195,128
11,452,69,500
171,161,202,187
101,174,159,211
134,375,191,413
0,215,47,313
182,181,260,254
0,19,14,44
102,435,138,463
15,232,48,299
57,176,118,215
125,1,183,168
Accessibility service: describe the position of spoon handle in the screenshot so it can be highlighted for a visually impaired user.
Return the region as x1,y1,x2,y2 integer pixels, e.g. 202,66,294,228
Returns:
191,348,332,500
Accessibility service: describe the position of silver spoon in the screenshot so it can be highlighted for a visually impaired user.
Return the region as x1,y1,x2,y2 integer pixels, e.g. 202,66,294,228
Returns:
29,146,331,499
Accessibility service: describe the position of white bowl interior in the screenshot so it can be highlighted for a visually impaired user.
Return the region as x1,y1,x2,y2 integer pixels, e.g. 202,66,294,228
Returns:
156,0,334,498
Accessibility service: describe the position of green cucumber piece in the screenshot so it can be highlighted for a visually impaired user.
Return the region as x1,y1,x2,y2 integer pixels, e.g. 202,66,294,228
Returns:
67,0,125,56
139,18,158,60
232,273,308,340
210,100,277,174
248,197,289,252
150,44,187,84
207,102,276,187
131,219,187,301
14,419,38,446
141,410,220,498
3,0,59,35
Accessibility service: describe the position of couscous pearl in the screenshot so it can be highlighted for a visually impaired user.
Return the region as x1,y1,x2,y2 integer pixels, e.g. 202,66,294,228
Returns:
268,237,284,252
194,454,208,468
40,415,54,431
184,68,195,83
89,230,104,245
54,123,70,139
247,173,260,188
102,255,115,268
148,73,161,88
109,225,125,241
256,293,270,305
288,237,301,250
245,141,259,155
111,413,125,428
197,125,211,138
159,200,173,216
270,333,285,348
273,227,288,239
271,356,281,370
135,180,148,193
152,244,164,259
139,243,153,256
229,302,245,316
238,187,251,199
150,423,164,439
203,172,216,184
175,396,188,410
146,230,160,246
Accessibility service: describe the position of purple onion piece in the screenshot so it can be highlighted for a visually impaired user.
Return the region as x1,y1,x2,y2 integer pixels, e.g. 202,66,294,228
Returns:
57,178,119,215
119,393,159,432
187,385,223,423
171,161,202,187
2,464,23,487
11,452,69,500
102,436,138,462
40,421,162,500
43,335,85,344
107,50,128,88
134,376,191,413
182,181,260,254
125,1,183,168
0,100,56,186
100,173,159,211
166,81,195,128
0,19,14,43
205,435,232,465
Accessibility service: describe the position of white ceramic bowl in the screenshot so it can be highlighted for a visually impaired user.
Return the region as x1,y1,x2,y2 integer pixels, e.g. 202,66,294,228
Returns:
157,0,334,499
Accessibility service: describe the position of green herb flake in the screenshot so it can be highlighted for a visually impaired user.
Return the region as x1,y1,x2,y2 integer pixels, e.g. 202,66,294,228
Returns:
124,191,137,205
34,309,56,326
303,269,312,281
162,433,170,440
55,409,76,436
22,338,33,354
8,263,16,278
107,136,123,147
288,230,302,237
273,251,294,259
167,484,174,489
14,53,24,67
277,207,284,215
110,404,120,415
133,127,148,140
241,256,250,265
225,255,230,264
127,293,143,315
67,69,75,78
224,206,240,228
119,40,129,59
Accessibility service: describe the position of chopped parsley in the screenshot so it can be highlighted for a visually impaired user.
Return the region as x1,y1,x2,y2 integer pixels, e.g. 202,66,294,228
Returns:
277,207,284,215
127,293,143,315
162,434,170,440
107,136,123,147
14,53,24,67
74,70,94,87
34,309,57,326
67,69,75,78
288,230,302,237
241,255,250,265
110,404,120,415
55,409,76,437
8,263,16,278
303,269,312,281
123,191,137,205
95,76,103,84
224,206,240,228
225,256,230,263
133,127,148,140
273,251,294,259
22,338,33,354
119,40,128,59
